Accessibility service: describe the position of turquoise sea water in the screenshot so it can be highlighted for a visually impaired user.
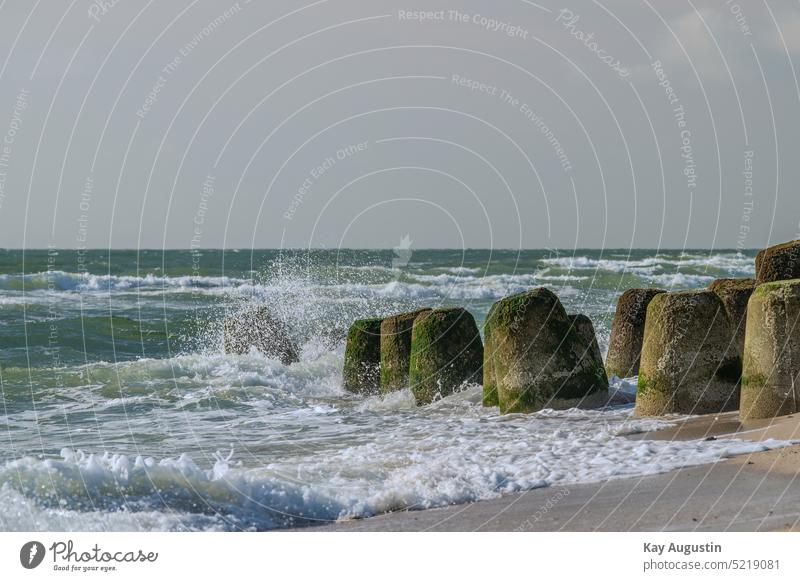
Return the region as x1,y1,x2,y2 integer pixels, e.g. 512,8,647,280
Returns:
0,248,784,531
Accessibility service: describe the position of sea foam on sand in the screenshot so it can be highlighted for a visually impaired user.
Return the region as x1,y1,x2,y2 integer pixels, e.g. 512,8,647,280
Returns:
0,384,791,532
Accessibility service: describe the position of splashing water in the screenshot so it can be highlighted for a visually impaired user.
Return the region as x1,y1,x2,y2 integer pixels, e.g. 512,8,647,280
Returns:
0,248,780,531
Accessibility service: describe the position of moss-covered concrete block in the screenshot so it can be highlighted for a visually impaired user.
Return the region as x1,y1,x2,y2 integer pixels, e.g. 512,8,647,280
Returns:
343,317,383,395
487,288,608,414
740,279,800,420
408,308,483,405
635,290,741,416
605,288,665,378
709,278,756,356
223,306,300,365
756,240,800,284
379,308,431,394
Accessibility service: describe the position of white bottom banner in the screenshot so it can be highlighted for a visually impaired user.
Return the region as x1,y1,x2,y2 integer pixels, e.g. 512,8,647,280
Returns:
0,532,797,580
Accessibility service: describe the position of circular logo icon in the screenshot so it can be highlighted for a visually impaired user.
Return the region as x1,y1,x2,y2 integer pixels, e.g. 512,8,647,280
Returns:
20,541,46,569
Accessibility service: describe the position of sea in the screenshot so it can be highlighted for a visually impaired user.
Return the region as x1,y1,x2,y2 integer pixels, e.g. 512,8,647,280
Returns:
0,248,789,531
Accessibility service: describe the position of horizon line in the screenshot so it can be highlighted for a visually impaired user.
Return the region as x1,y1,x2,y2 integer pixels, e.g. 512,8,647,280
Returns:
0,246,767,252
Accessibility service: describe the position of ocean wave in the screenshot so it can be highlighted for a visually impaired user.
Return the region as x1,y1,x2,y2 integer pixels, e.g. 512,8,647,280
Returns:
0,425,790,531
0,258,733,307
0,348,346,407
0,269,566,303
540,253,755,275
443,267,481,275
536,274,591,282
361,280,577,301
0,271,247,292
0,485,229,532
643,273,717,288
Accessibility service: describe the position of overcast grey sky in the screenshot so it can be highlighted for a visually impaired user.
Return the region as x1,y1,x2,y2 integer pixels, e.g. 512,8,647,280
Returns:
0,0,798,249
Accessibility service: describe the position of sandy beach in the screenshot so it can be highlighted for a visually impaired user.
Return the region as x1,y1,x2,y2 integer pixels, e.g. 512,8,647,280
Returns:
301,412,800,532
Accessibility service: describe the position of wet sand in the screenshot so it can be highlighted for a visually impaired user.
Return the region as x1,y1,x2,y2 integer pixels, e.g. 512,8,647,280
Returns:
299,412,800,532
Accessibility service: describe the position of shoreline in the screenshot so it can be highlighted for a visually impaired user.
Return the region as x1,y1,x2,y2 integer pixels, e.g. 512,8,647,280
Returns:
295,412,800,532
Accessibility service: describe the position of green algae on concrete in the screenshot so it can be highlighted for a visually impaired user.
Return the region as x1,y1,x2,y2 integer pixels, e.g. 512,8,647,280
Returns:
379,309,431,394
408,308,483,405
635,290,741,416
486,288,608,414
740,279,800,420
605,288,666,379
342,317,384,395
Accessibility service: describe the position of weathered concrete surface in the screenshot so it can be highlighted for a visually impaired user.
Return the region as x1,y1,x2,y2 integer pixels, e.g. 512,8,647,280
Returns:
486,288,607,414
635,290,741,416
755,239,800,284
343,317,383,395
409,308,483,405
740,279,800,420
605,288,665,379
223,306,300,365
709,278,756,356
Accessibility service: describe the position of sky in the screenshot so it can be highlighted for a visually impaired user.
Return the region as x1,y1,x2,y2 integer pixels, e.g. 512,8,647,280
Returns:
0,0,798,250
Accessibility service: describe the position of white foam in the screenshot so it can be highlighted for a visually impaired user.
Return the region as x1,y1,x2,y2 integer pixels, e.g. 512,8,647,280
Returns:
443,267,481,275
80,349,345,400
0,387,793,531
356,389,418,412
609,375,639,397
0,485,229,532
0,271,247,292
343,279,536,301
644,273,716,287
540,253,754,276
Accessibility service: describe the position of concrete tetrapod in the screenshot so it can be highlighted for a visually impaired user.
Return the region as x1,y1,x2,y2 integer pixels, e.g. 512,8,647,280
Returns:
740,279,800,420
408,308,483,405
485,288,608,414
635,290,741,416
605,288,666,379
343,317,383,395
